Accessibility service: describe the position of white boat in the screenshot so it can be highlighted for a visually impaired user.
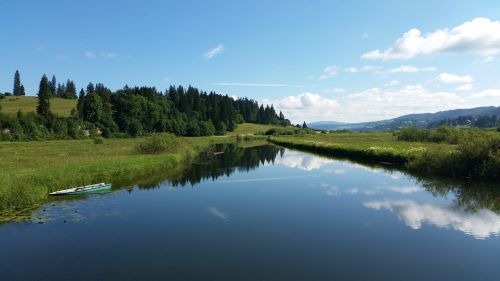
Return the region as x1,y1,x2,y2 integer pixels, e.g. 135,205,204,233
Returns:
49,183,112,196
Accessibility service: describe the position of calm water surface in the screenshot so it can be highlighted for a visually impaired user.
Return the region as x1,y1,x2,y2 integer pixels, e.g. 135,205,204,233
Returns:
1,144,499,281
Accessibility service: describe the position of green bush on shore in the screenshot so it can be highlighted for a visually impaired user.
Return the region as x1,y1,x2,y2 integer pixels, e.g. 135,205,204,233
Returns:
135,133,180,154
409,129,500,179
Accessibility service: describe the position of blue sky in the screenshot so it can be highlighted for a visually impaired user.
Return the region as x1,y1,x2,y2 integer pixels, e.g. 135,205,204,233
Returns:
1,0,500,123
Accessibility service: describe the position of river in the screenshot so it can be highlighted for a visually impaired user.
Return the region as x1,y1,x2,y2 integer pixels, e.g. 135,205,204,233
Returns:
1,144,499,280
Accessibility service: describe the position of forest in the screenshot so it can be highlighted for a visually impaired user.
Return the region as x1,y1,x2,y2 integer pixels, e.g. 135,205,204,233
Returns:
0,72,290,141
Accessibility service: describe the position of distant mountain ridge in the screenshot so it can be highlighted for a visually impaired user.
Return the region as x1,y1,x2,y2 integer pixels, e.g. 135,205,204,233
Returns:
309,106,500,131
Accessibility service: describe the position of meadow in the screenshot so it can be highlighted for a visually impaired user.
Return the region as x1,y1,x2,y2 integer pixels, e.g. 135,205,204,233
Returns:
0,96,76,116
0,135,239,220
271,129,500,180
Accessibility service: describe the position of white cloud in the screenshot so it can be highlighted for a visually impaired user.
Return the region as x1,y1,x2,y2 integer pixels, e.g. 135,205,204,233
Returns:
343,65,381,74
322,88,346,94
377,65,436,74
387,80,400,86
433,73,474,84
214,82,315,88
204,44,224,60
275,150,334,171
325,187,341,197
208,206,228,221
456,83,473,92
471,89,500,98
84,51,96,58
377,186,421,194
263,85,500,123
320,65,340,79
163,77,172,82
364,200,500,239
100,52,118,59
362,18,500,60
345,67,359,73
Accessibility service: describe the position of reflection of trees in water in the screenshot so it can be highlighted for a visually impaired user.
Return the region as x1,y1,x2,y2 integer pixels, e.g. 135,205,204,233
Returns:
136,144,284,189
135,143,500,215
417,176,500,213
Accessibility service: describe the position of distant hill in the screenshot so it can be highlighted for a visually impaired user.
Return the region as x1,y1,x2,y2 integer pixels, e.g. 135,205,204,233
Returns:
0,96,76,117
309,106,500,131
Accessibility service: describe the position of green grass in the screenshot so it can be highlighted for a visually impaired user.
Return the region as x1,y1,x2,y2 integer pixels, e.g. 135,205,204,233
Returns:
271,131,500,180
0,135,237,218
229,123,281,135
0,96,76,116
270,132,454,166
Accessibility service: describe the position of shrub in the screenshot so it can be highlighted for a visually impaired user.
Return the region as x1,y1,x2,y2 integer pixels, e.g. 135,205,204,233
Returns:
94,137,104,144
135,133,179,154
407,129,500,179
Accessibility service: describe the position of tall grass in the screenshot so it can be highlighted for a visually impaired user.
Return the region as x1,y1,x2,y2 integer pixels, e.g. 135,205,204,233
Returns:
135,133,179,154
271,130,500,180
0,136,235,215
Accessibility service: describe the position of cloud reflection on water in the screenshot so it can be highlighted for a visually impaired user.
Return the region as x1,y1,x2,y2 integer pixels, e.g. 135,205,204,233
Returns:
363,200,500,239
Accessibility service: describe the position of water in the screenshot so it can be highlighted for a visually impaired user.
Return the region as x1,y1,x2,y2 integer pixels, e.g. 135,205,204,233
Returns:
1,144,499,281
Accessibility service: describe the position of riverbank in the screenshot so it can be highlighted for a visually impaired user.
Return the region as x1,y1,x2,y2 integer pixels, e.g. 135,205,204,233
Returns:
0,135,240,219
270,131,500,180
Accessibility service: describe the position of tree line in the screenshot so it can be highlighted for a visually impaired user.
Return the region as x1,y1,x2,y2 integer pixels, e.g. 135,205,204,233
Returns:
0,70,77,99
0,73,290,141
427,114,500,129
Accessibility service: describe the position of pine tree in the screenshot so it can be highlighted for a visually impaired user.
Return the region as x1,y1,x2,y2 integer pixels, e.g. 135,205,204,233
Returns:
37,75,51,117
56,83,65,97
65,79,77,99
50,75,57,96
13,70,24,96
86,82,95,94
20,84,25,96
302,121,308,129
77,88,85,118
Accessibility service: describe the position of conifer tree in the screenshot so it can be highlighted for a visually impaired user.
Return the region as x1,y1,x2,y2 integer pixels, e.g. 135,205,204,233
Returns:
50,75,57,96
13,70,25,96
77,88,85,118
37,75,51,117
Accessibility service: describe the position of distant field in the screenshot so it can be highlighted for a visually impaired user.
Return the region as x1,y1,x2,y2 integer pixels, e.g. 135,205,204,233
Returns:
0,96,76,116
230,123,281,135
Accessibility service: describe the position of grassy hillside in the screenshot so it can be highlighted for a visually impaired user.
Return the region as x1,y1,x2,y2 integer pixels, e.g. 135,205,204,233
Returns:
229,123,278,135
0,96,76,116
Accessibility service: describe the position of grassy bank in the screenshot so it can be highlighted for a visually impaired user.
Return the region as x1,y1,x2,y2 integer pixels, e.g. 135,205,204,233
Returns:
270,131,500,180
271,133,451,164
0,135,236,217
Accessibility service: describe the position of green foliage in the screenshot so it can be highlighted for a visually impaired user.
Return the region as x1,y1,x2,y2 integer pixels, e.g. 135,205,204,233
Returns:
273,129,500,180
397,126,461,144
264,127,314,136
2,76,290,140
13,70,25,96
408,129,500,179
136,133,180,154
94,137,104,144
36,75,51,117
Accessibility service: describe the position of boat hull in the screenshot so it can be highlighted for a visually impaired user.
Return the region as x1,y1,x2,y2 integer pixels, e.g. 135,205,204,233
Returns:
49,183,112,196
